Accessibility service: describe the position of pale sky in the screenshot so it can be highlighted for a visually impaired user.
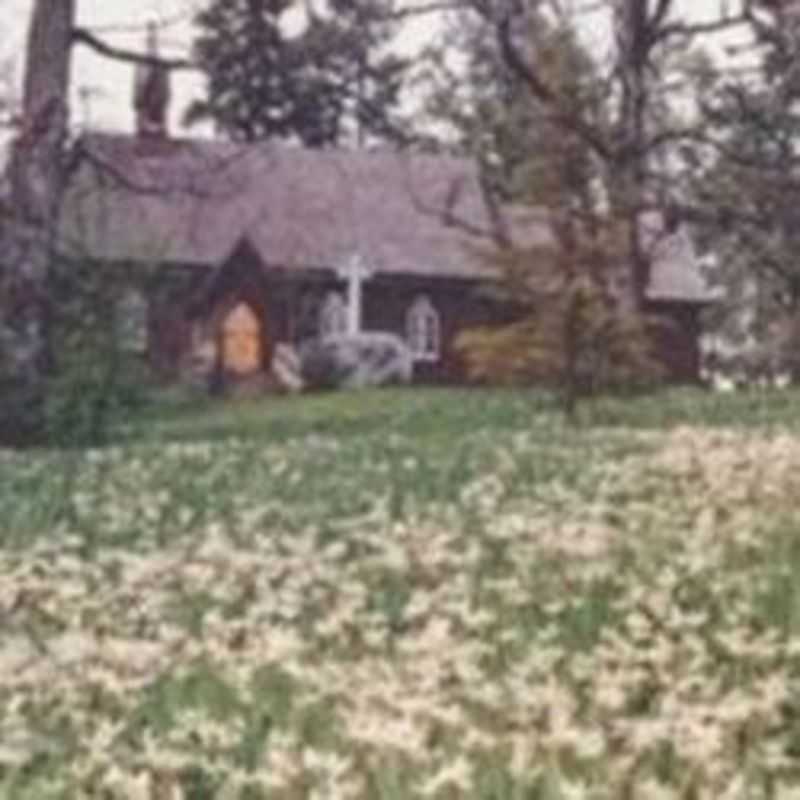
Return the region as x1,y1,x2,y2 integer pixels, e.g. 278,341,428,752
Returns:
1,0,748,137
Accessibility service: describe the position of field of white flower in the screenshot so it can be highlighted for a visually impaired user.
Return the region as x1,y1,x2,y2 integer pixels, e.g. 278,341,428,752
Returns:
3,389,800,799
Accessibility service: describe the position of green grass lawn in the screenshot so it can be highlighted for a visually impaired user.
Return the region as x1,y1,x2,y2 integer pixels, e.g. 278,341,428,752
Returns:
3,387,800,798
127,384,800,443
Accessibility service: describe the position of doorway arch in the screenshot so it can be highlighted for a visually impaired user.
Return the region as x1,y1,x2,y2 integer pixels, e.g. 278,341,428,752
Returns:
220,302,264,376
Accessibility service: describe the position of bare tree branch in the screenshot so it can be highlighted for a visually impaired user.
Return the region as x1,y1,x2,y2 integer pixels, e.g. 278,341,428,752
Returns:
657,13,749,41
495,13,613,160
71,28,195,71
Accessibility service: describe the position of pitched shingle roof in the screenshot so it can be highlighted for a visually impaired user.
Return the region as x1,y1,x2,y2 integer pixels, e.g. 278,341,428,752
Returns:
61,133,711,302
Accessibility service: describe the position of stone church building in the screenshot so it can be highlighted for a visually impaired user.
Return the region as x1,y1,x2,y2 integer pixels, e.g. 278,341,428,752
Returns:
59,30,711,386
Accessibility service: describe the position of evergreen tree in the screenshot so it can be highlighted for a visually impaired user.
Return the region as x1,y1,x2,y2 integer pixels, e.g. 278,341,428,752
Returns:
186,0,408,146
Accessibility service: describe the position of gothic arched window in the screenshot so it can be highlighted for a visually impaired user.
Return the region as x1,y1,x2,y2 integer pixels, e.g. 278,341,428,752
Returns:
319,291,348,339
406,295,441,362
116,288,148,354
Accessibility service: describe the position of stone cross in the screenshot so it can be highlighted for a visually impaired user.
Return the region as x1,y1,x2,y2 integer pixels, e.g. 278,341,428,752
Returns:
337,253,373,335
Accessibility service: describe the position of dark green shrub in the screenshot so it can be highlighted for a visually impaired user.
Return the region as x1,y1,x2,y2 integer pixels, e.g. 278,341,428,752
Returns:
0,255,155,448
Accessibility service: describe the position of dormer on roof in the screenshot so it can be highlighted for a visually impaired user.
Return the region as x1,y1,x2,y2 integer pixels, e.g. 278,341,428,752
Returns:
134,21,171,139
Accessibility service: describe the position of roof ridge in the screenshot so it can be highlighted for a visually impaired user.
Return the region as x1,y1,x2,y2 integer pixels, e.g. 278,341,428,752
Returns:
79,130,477,168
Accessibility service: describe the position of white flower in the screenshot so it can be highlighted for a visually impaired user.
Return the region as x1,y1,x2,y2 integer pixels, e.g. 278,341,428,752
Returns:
419,755,473,796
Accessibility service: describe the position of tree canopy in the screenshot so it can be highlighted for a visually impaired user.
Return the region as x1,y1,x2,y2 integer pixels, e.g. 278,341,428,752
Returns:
422,6,606,203
186,0,409,146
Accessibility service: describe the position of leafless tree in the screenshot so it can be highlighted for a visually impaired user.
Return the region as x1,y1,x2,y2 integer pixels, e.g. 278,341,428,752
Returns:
420,0,752,308
348,0,759,339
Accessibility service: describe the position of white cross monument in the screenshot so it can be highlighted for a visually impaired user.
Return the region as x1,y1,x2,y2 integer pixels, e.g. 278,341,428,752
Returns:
337,252,373,335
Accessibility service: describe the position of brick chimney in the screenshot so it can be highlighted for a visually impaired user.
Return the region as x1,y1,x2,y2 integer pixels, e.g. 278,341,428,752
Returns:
133,21,171,138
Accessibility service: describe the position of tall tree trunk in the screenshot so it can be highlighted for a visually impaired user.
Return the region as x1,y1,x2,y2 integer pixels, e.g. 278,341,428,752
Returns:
1,0,74,442
614,0,651,313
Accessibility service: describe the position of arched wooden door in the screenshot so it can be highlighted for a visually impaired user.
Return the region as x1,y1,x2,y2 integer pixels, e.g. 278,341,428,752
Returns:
221,303,264,375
